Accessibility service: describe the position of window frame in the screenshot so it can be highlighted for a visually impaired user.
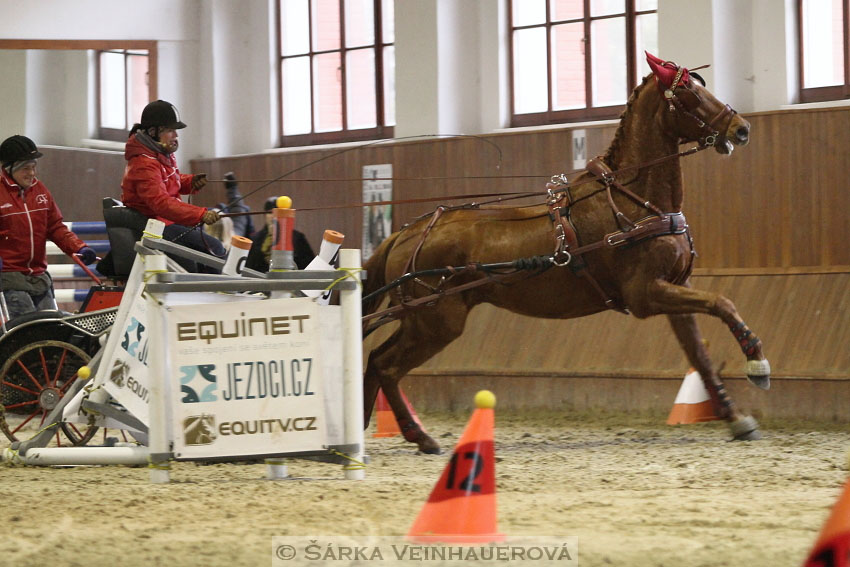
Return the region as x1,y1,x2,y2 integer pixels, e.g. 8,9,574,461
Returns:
96,47,154,142
0,40,157,142
798,0,850,103
508,0,657,127
277,0,394,148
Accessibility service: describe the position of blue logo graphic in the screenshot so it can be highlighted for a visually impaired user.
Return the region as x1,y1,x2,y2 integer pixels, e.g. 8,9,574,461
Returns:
180,364,217,403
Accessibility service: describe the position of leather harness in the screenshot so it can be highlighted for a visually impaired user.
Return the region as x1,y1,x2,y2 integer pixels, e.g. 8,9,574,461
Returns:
546,157,693,314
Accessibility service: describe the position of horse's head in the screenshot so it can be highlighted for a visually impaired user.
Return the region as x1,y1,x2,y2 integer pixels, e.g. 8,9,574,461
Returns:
646,52,750,155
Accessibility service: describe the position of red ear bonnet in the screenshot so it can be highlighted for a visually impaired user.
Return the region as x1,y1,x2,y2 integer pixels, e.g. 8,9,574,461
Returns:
645,51,690,88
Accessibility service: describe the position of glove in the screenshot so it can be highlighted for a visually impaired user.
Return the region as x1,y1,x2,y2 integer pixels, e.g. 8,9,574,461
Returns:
76,246,97,265
201,209,221,225
192,173,207,191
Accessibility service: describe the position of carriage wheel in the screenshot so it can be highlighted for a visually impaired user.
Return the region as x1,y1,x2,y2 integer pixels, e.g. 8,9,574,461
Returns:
0,340,98,446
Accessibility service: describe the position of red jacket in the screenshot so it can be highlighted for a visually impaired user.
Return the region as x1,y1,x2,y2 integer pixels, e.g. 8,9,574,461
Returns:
120,135,206,226
0,171,86,275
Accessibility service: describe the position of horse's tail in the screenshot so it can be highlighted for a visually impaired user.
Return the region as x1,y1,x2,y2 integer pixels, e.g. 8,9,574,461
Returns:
362,230,402,316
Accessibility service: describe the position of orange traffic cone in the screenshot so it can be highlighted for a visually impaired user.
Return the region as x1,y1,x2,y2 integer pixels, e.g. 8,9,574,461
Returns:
804,479,850,566
666,368,722,425
407,390,504,544
373,387,425,438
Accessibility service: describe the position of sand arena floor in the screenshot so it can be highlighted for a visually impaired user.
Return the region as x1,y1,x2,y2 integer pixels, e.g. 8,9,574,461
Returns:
1,409,848,567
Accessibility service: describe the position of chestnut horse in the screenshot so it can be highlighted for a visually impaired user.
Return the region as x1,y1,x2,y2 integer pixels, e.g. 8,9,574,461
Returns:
362,54,768,454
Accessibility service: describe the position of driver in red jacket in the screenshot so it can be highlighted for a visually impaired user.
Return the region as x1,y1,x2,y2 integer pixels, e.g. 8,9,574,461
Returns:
0,135,97,318
121,100,224,272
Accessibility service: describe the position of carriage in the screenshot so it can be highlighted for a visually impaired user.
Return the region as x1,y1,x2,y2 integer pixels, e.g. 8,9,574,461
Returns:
0,200,365,483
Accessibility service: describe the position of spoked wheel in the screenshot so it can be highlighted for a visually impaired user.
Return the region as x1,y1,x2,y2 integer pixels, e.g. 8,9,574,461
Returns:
0,340,98,445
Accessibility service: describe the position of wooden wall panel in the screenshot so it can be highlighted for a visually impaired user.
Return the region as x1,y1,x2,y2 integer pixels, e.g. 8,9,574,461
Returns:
409,272,850,381
681,108,850,268
190,107,849,270
33,106,850,270
190,125,618,252
36,146,125,222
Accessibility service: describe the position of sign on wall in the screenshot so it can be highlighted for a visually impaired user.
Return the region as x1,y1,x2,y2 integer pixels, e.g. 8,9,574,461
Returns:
572,129,587,170
362,163,392,260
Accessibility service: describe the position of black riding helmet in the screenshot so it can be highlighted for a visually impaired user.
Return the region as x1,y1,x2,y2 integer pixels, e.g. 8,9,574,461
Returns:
0,135,43,170
140,100,187,130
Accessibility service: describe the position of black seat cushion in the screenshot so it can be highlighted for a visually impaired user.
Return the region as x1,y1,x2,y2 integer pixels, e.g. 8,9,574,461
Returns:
99,198,148,278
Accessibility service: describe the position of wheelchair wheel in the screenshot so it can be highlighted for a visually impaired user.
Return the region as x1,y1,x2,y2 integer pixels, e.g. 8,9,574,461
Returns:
0,339,98,445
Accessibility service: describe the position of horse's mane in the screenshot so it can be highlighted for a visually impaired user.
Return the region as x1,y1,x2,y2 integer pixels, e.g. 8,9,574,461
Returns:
602,74,654,165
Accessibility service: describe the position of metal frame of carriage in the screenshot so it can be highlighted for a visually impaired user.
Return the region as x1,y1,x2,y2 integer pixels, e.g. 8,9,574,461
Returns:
0,217,366,483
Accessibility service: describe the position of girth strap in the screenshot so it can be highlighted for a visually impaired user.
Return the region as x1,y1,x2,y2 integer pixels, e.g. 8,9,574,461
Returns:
547,183,691,314
547,185,628,313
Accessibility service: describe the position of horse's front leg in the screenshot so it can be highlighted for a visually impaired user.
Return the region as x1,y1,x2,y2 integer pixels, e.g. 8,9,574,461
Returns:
636,279,770,386
626,279,767,440
666,313,760,440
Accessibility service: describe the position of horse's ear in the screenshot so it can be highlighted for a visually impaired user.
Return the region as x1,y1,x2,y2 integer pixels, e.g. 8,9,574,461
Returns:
645,51,690,88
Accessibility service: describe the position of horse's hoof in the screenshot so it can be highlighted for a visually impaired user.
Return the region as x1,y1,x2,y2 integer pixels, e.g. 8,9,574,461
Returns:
746,374,771,390
729,415,761,441
746,359,771,390
417,436,442,455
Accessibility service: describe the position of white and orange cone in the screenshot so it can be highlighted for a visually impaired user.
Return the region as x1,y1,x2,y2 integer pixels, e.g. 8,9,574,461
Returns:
666,368,722,425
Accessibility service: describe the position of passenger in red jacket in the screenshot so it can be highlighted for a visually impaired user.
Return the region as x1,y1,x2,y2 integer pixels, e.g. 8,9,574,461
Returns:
0,135,97,319
120,100,224,272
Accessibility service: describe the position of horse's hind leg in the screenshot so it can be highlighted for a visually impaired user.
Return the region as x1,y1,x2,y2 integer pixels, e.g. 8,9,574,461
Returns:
363,297,471,454
667,314,760,440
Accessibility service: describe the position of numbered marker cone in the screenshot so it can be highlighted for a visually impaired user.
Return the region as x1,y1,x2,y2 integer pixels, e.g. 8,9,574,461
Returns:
373,387,424,438
666,368,722,425
407,390,504,544
804,479,850,567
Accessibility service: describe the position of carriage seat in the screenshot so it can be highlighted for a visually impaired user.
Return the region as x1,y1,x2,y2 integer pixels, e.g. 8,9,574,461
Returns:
97,198,148,279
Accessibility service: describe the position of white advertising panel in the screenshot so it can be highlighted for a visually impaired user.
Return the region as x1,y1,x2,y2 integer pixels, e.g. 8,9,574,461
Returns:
96,289,260,427
167,297,337,459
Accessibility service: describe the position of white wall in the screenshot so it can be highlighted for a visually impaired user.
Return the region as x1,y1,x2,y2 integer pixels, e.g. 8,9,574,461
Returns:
394,0,440,138
0,0,200,40
203,0,277,157
0,51,28,137
657,0,795,113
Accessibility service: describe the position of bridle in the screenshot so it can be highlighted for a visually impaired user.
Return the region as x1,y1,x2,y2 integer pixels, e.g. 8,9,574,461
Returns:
655,65,739,151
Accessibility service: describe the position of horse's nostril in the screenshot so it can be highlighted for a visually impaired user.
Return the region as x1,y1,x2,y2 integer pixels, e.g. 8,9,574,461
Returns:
735,126,749,141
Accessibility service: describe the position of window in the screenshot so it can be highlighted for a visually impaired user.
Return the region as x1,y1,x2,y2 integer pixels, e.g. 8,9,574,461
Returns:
279,0,395,147
97,49,152,141
510,0,657,127
799,0,850,102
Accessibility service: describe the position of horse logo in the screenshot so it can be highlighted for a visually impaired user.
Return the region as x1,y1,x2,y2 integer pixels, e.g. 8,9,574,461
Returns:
109,360,129,388
183,414,217,445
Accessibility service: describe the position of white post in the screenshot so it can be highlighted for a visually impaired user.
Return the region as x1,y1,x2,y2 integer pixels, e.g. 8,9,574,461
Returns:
145,253,171,484
221,235,252,276
339,249,365,480
264,458,289,480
